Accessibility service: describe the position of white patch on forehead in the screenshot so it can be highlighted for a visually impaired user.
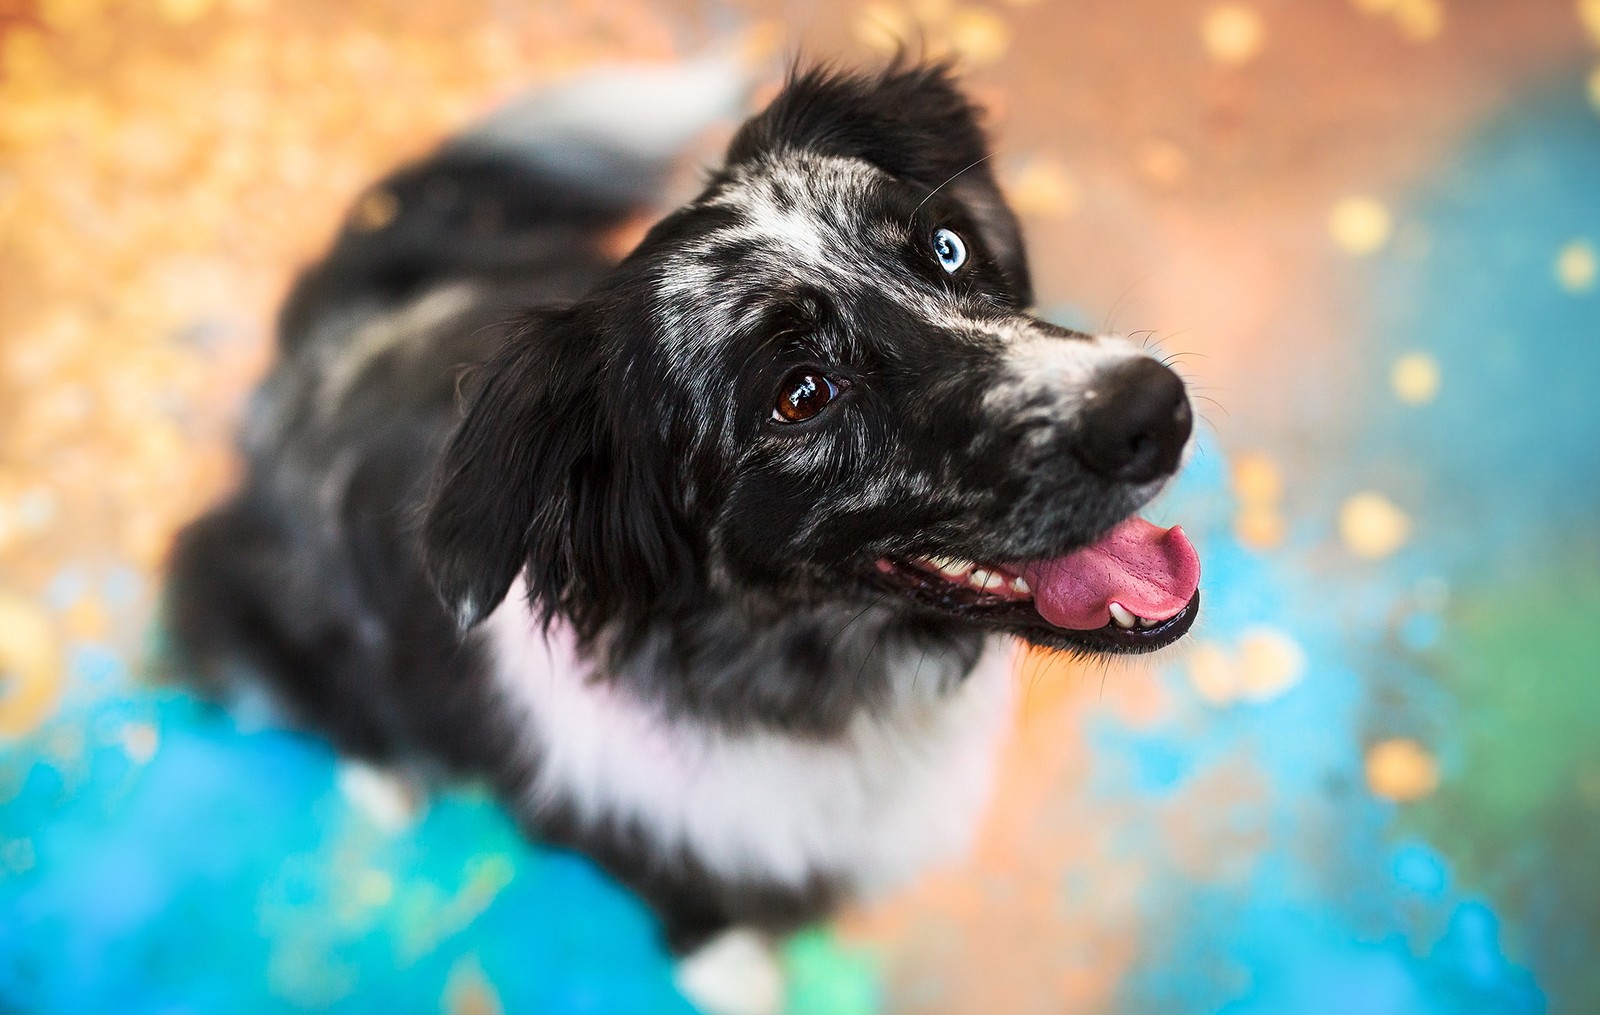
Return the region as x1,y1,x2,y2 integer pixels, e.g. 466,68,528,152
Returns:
651,154,923,337
708,153,887,267
485,582,1017,895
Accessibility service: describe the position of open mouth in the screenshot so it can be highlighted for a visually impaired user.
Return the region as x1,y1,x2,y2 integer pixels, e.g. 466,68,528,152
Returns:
874,517,1201,652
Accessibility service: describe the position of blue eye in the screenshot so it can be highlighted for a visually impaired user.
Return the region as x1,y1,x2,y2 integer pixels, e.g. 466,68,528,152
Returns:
932,228,968,273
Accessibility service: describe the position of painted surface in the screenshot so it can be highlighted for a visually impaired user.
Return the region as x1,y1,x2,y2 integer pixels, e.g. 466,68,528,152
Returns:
2,1,1598,1012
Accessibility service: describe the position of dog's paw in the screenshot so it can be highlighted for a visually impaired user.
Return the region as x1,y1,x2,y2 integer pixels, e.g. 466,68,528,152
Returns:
335,760,423,832
674,927,784,1015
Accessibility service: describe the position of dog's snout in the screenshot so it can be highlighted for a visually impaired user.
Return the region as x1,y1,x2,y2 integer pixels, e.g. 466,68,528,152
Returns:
1072,358,1192,484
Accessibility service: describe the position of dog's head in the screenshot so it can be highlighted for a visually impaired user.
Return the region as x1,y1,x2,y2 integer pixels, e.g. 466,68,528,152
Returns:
424,63,1199,658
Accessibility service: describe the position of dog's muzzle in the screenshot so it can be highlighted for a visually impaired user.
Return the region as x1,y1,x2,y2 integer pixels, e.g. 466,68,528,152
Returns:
1072,357,1193,484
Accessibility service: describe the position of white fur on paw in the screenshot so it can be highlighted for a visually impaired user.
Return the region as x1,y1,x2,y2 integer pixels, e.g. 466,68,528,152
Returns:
674,928,784,1015
335,761,420,832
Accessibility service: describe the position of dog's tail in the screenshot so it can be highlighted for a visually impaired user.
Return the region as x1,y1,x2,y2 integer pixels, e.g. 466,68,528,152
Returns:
277,54,752,351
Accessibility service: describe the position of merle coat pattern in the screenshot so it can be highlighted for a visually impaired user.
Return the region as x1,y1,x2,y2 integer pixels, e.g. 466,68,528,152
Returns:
167,62,1197,952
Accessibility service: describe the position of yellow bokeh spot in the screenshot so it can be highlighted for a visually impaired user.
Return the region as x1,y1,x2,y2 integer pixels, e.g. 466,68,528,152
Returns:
1555,239,1597,294
1186,642,1239,706
857,5,908,52
1005,159,1082,219
0,593,62,739
1138,138,1191,188
1232,452,1283,506
855,3,915,53
1328,196,1393,256
1390,352,1441,405
1233,452,1286,548
946,7,1011,65
1393,0,1444,41
853,2,1009,64
1582,0,1600,47
1,29,50,83
1350,0,1402,14
1202,4,1266,66
1366,738,1440,801
1339,491,1411,559
1186,631,1306,707
39,0,105,30
1237,626,1306,702
158,0,213,23
1589,64,1600,114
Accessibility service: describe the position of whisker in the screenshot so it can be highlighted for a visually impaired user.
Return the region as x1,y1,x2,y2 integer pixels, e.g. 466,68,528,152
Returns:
826,593,887,656
1100,280,1147,336
854,623,891,687
911,151,999,220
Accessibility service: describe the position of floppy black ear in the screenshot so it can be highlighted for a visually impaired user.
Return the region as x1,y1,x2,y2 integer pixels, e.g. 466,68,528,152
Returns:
421,309,698,637
728,62,1032,305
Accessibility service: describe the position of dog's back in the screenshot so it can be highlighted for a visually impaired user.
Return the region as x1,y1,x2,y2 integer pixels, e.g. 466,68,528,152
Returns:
166,61,744,770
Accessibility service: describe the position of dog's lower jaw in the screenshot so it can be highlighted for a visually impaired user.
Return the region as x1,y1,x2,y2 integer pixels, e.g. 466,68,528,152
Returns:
481,581,1018,947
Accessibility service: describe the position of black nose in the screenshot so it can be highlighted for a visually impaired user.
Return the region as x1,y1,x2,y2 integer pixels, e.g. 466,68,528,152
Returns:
1072,358,1193,483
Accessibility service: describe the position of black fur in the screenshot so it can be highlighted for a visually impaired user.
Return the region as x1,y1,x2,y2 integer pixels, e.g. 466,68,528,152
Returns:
727,63,1032,304
167,61,1193,952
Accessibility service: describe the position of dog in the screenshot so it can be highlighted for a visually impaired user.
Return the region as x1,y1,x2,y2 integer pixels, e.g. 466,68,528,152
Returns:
166,56,1200,978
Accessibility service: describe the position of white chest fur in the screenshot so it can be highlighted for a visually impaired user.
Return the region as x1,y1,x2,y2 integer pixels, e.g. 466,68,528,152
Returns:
483,590,1017,895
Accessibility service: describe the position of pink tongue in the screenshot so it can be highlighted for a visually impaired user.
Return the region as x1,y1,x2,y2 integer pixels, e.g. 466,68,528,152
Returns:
1019,518,1200,631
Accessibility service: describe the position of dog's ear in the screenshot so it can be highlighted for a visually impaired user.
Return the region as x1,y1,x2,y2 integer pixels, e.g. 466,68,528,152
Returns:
421,309,698,637
727,62,1032,305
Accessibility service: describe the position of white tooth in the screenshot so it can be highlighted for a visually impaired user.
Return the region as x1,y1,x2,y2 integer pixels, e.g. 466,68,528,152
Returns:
934,557,974,578
969,569,1005,591
1109,602,1138,629
1009,576,1031,596
1138,614,1159,628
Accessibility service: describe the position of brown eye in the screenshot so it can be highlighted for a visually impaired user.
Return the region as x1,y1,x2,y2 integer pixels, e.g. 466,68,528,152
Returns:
772,369,843,424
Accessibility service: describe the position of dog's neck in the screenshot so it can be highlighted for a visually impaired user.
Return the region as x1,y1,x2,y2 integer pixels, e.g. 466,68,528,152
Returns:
482,584,1018,906
585,593,988,737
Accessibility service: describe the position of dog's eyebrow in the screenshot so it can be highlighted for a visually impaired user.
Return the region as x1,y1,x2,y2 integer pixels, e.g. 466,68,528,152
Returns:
909,152,998,222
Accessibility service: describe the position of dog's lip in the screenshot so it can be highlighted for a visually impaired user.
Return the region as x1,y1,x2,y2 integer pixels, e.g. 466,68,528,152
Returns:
871,555,1200,653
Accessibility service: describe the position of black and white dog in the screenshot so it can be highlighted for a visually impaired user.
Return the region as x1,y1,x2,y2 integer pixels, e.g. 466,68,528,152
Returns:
168,57,1200,974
